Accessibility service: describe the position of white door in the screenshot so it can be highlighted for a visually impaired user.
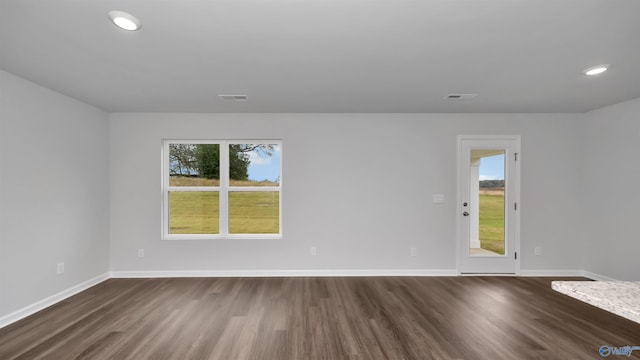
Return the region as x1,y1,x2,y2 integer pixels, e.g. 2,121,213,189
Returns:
457,135,520,274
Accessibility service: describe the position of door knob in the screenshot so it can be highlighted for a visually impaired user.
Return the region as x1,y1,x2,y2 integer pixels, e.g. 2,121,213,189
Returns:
463,211,469,216
463,202,468,207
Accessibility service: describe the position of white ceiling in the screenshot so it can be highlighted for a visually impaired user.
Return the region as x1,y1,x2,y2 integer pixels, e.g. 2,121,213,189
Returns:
1,0,639,113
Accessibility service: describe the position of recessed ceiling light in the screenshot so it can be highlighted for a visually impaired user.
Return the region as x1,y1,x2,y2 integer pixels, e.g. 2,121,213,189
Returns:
108,11,142,31
583,65,609,76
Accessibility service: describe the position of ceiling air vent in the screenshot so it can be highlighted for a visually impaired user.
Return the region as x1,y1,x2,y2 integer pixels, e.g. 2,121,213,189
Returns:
445,94,477,100
218,94,248,101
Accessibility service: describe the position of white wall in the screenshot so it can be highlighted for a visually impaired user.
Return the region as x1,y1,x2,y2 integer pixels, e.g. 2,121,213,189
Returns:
3,64,634,326
109,113,584,273
0,63,636,328
582,98,640,280
0,70,110,319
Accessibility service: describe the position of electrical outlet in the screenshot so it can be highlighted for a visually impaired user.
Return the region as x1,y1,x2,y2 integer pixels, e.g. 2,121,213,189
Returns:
410,247,417,257
56,262,65,275
138,248,145,258
310,246,317,256
534,246,542,256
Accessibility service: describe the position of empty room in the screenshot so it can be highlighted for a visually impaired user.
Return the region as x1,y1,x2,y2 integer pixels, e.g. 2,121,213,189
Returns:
1,0,639,359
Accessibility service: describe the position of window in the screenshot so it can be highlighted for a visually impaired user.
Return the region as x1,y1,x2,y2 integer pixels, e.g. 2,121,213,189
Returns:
162,140,281,239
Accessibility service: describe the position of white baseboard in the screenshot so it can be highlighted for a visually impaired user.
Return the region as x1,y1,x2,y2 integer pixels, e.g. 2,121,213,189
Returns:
519,269,619,281
0,273,109,329
109,269,621,279
583,271,618,281
519,270,585,277
110,269,458,278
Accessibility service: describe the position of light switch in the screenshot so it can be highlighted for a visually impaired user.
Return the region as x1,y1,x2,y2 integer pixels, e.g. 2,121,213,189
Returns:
432,194,445,204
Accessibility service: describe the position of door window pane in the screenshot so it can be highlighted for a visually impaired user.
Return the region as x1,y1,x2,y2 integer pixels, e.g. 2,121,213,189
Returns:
470,150,505,256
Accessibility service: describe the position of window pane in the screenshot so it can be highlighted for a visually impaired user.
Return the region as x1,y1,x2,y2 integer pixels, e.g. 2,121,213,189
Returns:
229,144,280,186
169,144,220,186
229,192,279,234
169,192,219,234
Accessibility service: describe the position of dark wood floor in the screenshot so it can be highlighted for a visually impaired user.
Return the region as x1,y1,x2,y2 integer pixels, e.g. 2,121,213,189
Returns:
1,277,639,360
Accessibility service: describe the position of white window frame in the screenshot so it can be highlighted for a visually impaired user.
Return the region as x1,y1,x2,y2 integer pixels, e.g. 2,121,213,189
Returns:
162,139,282,240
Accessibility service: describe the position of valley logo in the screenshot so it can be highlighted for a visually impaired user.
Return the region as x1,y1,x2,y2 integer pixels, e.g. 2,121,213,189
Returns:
599,345,640,357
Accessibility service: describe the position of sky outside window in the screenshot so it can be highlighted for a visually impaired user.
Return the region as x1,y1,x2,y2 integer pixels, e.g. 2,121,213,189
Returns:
479,154,505,181
245,144,280,182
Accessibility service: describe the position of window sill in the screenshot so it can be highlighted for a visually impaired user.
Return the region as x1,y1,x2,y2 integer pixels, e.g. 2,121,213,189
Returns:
162,234,283,241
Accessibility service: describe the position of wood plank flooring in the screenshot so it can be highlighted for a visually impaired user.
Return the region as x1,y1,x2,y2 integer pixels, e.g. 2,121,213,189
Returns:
1,277,639,359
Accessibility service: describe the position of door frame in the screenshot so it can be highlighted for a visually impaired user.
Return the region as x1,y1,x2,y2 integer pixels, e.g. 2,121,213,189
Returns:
456,135,521,275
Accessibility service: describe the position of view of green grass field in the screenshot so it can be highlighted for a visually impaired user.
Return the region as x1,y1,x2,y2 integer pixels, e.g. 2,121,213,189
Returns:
169,190,279,234
169,192,219,234
479,191,505,254
229,192,279,234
